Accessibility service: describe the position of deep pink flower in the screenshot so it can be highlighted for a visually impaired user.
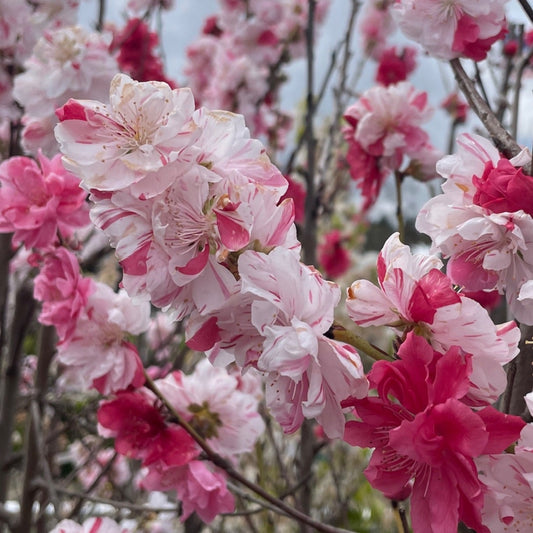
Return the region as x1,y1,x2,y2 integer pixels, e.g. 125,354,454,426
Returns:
98,391,199,468
0,152,89,249
343,332,525,533
114,18,176,86
472,158,533,217
317,229,351,278
375,46,417,86
441,92,468,124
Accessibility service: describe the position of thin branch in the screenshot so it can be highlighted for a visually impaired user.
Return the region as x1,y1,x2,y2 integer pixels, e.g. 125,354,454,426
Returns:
450,58,522,159
518,0,533,24
0,283,35,503
33,481,179,515
301,0,318,266
511,47,533,139
395,171,405,243
143,372,354,533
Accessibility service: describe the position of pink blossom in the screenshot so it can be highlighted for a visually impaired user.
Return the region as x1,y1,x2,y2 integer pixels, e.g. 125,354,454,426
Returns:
344,332,525,533
0,152,89,249
33,247,93,343
393,0,508,61
346,233,520,404
441,92,468,124
375,46,417,86
142,461,234,523
357,0,395,59
477,393,533,531
66,438,130,491
317,229,351,278
50,517,129,533
280,174,306,225
154,359,264,457
416,133,533,323
343,82,433,210
113,18,176,86
57,282,150,394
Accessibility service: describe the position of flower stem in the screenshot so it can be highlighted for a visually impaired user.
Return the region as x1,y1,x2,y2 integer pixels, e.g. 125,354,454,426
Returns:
330,324,392,361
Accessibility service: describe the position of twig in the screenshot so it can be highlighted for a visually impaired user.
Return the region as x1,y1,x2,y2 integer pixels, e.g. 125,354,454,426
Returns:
0,283,35,503
33,480,179,515
511,47,533,139
395,171,405,243
143,372,354,533
518,0,533,23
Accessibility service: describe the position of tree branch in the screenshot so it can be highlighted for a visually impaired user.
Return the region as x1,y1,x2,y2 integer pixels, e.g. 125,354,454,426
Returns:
450,58,522,159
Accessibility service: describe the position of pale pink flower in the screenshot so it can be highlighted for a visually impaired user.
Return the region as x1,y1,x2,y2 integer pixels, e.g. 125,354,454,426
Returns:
57,282,150,395
343,82,434,210
55,73,197,196
0,152,89,249
14,25,117,156
155,358,264,457
477,393,533,531
393,0,508,61
238,247,368,438
358,0,395,58
416,133,533,324
50,517,130,533
346,233,520,404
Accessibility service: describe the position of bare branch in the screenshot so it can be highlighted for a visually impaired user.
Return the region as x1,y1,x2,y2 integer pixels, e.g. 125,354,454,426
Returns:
450,58,522,159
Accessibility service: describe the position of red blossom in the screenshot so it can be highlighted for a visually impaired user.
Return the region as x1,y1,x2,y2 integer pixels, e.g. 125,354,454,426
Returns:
473,159,533,217
375,46,417,86
98,392,199,467
344,333,525,533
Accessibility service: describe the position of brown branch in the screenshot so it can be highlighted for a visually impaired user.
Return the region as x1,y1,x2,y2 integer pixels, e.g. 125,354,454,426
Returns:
518,0,533,24
0,282,35,503
450,58,522,159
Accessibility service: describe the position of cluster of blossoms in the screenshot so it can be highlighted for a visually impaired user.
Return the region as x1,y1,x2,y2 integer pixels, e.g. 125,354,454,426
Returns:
33,246,151,395
184,0,330,148
13,24,118,155
111,17,176,87
55,72,369,440
343,82,441,211
357,0,417,87
343,332,525,533
98,360,265,522
416,133,533,324
343,235,531,531
392,0,509,61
